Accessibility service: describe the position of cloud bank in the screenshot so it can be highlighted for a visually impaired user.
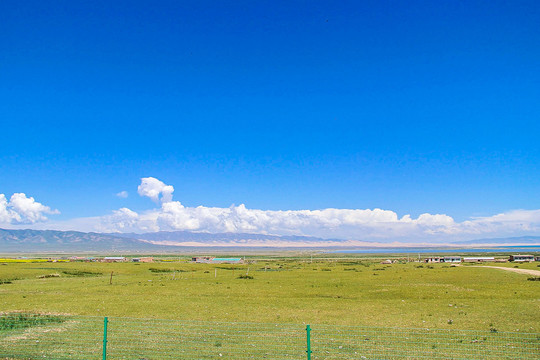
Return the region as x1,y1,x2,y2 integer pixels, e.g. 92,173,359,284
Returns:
79,177,540,242
4,177,540,243
0,193,59,225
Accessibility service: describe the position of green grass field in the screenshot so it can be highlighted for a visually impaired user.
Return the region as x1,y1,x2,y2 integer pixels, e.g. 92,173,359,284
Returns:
1,256,539,333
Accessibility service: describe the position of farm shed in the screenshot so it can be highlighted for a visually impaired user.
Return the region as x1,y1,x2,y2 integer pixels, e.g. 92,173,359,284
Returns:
463,257,495,262
443,256,461,263
132,257,153,263
509,255,535,262
69,256,87,261
424,257,443,263
102,257,126,263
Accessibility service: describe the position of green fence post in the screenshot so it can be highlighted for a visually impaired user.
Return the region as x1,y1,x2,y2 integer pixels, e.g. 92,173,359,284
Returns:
102,317,108,360
306,324,312,360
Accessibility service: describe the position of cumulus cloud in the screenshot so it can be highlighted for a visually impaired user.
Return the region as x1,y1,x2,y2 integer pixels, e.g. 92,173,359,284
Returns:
66,178,536,242
137,177,174,203
116,191,129,198
0,193,59,225
10,177,540,244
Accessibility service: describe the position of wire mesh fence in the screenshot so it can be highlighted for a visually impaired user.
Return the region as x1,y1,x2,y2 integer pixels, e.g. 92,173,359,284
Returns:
0,314,538,359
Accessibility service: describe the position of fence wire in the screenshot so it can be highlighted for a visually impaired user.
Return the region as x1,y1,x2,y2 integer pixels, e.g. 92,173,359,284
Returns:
0,314,538,359
311,324,539,359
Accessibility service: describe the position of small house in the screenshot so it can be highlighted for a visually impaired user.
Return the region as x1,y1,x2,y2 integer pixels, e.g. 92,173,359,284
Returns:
509,255,535,262
103,257,126,263
425,257,443,263
463,257,495,263
443,256,461,263
69,256,87,261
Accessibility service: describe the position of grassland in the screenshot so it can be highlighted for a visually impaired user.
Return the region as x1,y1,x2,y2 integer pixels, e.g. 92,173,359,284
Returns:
1,256,539,333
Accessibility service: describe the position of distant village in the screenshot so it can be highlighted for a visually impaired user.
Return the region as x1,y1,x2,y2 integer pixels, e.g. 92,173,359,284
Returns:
421,254,539,263
2,254,538,264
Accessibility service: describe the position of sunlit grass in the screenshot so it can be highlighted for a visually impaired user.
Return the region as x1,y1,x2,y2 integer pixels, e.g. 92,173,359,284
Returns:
0,258,538,333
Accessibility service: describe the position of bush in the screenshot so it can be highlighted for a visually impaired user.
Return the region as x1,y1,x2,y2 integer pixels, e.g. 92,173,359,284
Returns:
149,268,174,273
237,275,254,279
527,277,540,282
0,313,65,331
37,274,60,279
0,278,18,285
62,270,102,277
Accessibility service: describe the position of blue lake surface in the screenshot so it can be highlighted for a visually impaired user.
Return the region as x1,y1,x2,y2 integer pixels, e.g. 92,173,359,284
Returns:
328,246,540,254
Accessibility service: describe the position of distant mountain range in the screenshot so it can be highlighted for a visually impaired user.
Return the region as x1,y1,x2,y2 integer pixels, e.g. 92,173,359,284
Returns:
452,236,540,245
111,231,333,244
0,229,156,253
0,228,539,253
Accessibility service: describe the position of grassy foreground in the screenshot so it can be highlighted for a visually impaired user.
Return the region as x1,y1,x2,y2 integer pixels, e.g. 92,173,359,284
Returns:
1,257,539,333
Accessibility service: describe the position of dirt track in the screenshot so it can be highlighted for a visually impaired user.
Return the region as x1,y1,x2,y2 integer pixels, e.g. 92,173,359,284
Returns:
480,266,540,276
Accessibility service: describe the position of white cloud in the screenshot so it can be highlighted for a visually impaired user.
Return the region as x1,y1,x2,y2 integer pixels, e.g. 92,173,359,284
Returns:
68,178,537,242
116,191,129,198
7,178,540,244
137,177,174,203
0,193,59,225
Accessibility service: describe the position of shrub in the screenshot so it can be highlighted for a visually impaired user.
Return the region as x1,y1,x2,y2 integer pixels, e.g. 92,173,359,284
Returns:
527,277,540,281
149,268,174,273
0,313,65,331
237,275,254,279
62,270,102,277
37,274,60,279
0,278,18,285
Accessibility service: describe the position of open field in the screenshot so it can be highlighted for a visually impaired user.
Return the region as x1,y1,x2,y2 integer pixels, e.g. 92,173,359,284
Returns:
1,256,539,333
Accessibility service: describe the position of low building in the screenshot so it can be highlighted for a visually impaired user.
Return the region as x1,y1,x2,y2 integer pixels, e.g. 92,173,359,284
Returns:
102,257,126,263
443,256,461,263
536,256,540,262
509,255,535,262
380,259,393,264
463,257,495,262
424,257,443,263
69,256,90,262
132,257,153,263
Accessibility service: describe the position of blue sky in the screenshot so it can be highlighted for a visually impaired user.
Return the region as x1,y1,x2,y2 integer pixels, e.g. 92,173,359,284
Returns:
1,1,539,242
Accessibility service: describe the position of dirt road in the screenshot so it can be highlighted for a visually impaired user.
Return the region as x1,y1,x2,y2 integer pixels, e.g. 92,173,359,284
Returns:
480,266,540,276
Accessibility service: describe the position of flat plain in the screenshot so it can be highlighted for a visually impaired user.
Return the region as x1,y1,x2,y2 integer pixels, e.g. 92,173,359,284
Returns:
1,256,539,333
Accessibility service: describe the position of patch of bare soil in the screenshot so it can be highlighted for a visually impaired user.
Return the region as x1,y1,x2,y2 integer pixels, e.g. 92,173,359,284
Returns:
480,266,540,276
